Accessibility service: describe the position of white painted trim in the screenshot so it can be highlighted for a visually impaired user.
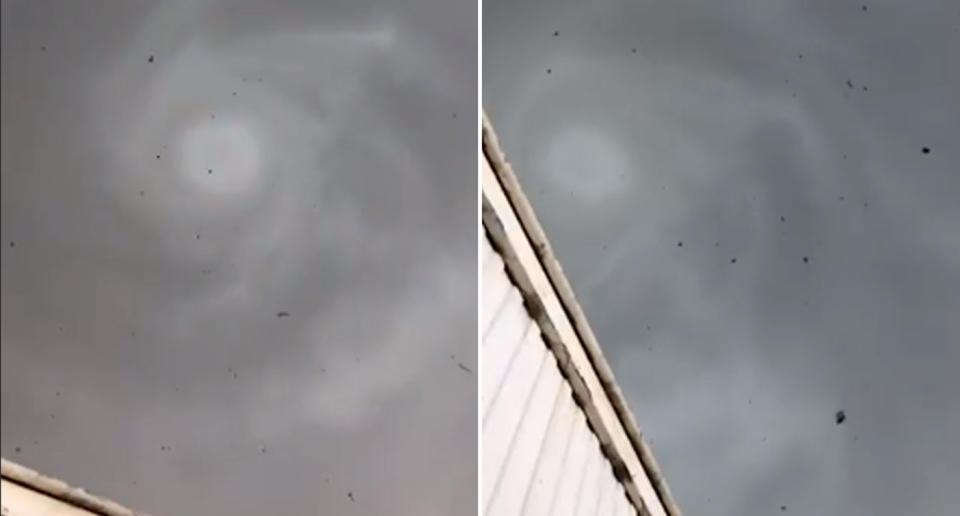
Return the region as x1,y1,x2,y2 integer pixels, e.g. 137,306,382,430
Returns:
1,458,145,516
481,114,681,516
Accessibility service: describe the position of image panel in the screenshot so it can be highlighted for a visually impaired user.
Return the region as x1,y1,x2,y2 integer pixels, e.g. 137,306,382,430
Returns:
0,0,478,514
484,1,960,514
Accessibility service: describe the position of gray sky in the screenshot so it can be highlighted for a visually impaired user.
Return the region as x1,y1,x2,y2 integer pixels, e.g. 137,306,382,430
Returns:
1,0,475,514
484,1,959,514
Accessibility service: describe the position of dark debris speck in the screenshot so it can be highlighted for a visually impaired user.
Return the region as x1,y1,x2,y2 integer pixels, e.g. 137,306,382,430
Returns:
780,216,786,222
781,505,787,511
347,491,355,502
15,446,21,453
546,68,552,74
922,147,931,154
803,256,809,263
8,241,14,248
862,5,868,11
457,362,472,374
731,258,737,264
677,241,683,247
846,80,854,89
148,55,154,63
208,169,213,174
835,410,847,424
553,31,559,36
276,311,290,318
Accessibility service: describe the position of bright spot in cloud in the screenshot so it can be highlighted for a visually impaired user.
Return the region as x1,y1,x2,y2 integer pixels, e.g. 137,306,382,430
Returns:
541,127,629,203
178,115,262,198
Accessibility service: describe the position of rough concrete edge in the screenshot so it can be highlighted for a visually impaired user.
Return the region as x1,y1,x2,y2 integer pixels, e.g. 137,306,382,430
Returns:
481,111,683,516
1,458,148,516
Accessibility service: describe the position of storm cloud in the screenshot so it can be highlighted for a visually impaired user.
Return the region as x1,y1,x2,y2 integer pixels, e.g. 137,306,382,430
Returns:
1,0,476,514
484,0,959,514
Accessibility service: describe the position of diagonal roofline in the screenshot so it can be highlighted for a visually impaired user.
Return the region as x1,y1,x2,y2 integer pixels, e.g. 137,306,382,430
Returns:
1,458,147,516
482,111,682,516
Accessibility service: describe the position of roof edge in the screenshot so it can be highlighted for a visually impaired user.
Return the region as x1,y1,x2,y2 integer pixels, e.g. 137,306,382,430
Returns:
481,111,682,516
1,458,146,516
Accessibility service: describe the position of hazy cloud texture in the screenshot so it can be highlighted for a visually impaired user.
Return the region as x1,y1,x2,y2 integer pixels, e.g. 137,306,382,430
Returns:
1,1,476,514
484,1,960,514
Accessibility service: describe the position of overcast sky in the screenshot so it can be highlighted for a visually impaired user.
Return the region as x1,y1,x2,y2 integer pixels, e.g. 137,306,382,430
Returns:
1,1,475,514
484,1,959,514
